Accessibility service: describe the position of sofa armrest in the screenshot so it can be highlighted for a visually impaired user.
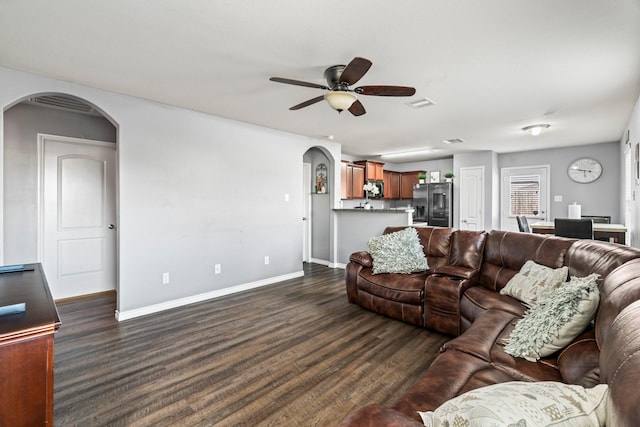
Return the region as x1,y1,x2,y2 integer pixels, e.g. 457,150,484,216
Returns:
432,264,478,279
338,404,424,427
349,251,373,268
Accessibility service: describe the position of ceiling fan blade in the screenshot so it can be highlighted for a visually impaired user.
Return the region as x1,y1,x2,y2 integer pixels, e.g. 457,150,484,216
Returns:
348,100,366,116
355,85,416,96
339,57,373,85
290,95,325,110
270,77,330,90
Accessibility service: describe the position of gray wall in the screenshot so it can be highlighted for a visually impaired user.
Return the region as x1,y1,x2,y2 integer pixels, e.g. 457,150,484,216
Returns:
453,151,499,230
3,103,116,263
0,66,342,316
499,142,620,223
304,148,331,262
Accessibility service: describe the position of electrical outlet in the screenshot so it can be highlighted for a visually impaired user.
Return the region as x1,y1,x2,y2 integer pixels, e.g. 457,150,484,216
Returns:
264,256,270,265
162,272,170,284
284,193,290,202
215,264,221,274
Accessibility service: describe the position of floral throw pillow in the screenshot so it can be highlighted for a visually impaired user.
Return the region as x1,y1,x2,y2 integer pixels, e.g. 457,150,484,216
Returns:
368,227,428,275
419,381,608,427
504,273,600,361
500,260,568,307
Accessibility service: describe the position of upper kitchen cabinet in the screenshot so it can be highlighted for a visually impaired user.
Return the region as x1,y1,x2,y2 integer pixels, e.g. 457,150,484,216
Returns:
354,160,384,181
400,171,421,199
383,170,400,199
341,161,365,199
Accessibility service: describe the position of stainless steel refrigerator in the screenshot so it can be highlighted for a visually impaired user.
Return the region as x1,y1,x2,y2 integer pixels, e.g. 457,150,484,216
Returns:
428,182,453,227
412,182,453,226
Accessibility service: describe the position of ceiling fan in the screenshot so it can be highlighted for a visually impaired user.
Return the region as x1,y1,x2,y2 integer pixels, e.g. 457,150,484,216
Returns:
269,57,416,116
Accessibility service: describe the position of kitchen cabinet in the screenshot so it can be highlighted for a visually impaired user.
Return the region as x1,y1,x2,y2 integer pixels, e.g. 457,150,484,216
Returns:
351,164,365,198
383,170,401,199
340,161,348,199
354,160,384,181
400,171,421,199
341,162,365,199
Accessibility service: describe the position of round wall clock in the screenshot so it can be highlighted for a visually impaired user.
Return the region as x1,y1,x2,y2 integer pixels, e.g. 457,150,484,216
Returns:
567,158,602,183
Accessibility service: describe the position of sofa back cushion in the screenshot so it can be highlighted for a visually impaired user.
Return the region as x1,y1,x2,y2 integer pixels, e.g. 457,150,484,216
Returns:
477,230,573,292
447,230,487,271
384,226,453,271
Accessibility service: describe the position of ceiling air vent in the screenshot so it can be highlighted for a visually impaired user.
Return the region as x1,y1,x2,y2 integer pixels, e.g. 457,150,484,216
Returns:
26,95,102,116
406,98,435,109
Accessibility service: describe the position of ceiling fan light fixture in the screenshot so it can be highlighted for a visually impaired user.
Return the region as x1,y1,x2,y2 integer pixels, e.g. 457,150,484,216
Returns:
324,91,357,112
522,124,550,136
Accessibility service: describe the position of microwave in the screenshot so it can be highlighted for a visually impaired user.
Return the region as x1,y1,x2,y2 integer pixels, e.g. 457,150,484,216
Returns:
366,180,384,199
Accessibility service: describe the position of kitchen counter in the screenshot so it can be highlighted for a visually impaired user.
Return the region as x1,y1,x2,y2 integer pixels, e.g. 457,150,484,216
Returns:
334,208,414,266
333,208,414,213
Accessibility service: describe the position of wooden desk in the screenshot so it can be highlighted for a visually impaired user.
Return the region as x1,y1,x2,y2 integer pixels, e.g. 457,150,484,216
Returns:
530,221,627,244
0,263,61,426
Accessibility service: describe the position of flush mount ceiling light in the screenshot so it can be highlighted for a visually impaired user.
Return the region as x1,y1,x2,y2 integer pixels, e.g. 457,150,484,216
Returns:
324,91,357,112
442,138,464,144
522,124,550,136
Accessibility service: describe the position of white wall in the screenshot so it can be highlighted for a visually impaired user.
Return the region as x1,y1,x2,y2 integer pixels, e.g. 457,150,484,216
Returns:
0,66,341,317
622,93,640,248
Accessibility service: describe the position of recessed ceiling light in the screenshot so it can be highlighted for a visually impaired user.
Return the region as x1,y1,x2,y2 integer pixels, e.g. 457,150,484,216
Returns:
522,124,550,136
406,98,435,109
442,138,464,144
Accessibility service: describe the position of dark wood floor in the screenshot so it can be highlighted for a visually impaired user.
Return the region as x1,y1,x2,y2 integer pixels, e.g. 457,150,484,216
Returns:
53,263,447,426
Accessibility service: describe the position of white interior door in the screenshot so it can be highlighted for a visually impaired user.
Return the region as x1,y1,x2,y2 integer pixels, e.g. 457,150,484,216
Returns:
39,134,116,299
459,166,484,230
501,165,549,231
302,162,311,262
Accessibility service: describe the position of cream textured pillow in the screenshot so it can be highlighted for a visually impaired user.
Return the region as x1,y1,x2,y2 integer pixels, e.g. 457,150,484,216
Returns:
500,260,568,306
504,273,600,361
418,381,608,427
368,227,428,275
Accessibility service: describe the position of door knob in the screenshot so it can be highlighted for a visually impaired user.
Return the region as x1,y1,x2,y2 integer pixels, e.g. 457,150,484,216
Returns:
108,224,115,229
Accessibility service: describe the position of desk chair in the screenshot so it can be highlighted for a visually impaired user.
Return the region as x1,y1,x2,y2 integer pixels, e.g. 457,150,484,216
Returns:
554,218,594,239
516,216,530,233
581,215,611,224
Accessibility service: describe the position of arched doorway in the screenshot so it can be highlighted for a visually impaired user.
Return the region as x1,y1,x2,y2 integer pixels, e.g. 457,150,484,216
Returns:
302,146,335,265
3,93,118,299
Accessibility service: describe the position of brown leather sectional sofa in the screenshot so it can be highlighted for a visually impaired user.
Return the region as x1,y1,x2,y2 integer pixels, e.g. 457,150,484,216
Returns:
340,226,640,426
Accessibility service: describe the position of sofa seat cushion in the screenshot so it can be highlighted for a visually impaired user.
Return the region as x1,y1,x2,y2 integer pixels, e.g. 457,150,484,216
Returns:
391,350,520,421
444,309,563,382
357,269,427,305
460,285,526,325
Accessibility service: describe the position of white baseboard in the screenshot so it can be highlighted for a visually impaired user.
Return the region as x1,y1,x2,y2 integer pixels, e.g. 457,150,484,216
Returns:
310,258,330,266
331,262,347,269
115,270,304,322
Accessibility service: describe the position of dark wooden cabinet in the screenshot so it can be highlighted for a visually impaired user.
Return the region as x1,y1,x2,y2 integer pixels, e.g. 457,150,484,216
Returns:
0,263,60,426
400,171,420,199
354,160,384,181
383,170,401,199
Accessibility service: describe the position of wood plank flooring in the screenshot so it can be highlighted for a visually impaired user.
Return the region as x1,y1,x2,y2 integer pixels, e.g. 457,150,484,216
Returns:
53,263,448,426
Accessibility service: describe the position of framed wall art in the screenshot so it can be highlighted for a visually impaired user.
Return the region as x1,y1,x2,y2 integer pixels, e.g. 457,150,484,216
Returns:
430,170,441,183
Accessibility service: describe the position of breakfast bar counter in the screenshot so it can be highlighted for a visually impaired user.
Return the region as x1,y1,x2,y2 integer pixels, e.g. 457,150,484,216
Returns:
334,208,414,265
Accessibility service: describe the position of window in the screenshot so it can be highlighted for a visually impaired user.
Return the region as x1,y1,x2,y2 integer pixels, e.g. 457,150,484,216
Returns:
509,174,540,216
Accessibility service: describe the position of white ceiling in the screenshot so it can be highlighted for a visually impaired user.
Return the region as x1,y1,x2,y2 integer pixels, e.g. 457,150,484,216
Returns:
2,0,640,162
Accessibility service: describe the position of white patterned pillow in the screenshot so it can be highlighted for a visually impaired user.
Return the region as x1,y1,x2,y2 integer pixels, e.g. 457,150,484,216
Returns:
368,227,428,274
504,274,600,361
419,381,608,427
500,260,568,306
